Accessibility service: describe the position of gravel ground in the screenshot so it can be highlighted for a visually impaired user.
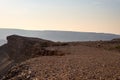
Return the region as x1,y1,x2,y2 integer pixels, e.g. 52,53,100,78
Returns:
18,45,120,80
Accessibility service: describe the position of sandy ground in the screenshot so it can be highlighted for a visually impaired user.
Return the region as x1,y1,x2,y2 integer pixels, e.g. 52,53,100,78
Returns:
18,45,120,80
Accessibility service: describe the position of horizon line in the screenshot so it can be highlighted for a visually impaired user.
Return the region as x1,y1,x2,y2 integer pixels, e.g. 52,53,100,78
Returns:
0,28,120,35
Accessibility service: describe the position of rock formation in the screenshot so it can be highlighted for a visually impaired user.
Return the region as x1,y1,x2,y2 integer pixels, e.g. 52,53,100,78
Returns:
0,35,67,79
0,35,65,62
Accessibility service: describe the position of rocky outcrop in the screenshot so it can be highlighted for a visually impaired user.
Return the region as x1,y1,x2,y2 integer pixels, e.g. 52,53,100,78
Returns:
0,35,67,80
0,35,67,79
7,35,51,62
0,35,65,63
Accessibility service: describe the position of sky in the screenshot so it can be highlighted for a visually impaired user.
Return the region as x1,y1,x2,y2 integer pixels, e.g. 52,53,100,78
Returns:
0,0,120,34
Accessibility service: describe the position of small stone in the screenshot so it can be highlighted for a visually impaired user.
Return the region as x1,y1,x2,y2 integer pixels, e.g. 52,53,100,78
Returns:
33,77,38,80
26,75,31,78
28,70,32,74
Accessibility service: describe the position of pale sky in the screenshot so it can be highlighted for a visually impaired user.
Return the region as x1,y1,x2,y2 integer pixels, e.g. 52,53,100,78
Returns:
0,0,120,34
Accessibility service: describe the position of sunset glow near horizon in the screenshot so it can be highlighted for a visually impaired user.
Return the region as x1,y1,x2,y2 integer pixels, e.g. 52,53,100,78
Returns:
0,0,120,34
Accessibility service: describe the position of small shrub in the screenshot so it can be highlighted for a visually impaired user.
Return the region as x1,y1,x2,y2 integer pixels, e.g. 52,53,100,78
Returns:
115,46,120,52
115,46,120,49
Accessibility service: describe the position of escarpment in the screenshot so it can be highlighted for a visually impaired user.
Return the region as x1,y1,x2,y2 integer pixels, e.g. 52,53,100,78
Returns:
0,35,65,63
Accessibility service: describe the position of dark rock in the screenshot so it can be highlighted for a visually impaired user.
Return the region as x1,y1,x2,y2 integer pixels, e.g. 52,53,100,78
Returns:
0,35,65,63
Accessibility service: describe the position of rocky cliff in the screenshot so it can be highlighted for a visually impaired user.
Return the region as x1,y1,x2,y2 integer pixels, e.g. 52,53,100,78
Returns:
6,35,53,62
0,35,66,78
0,35,64,63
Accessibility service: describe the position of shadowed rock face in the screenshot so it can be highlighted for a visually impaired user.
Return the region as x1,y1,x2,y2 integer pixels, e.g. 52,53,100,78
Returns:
7,35,52,61
0,35,63,63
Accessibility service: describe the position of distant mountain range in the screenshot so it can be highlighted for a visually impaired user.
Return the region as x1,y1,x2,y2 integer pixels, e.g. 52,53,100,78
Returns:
0,28,120,45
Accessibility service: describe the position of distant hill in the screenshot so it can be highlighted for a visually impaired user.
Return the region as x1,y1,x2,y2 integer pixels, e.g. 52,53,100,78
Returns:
0,28,120,44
